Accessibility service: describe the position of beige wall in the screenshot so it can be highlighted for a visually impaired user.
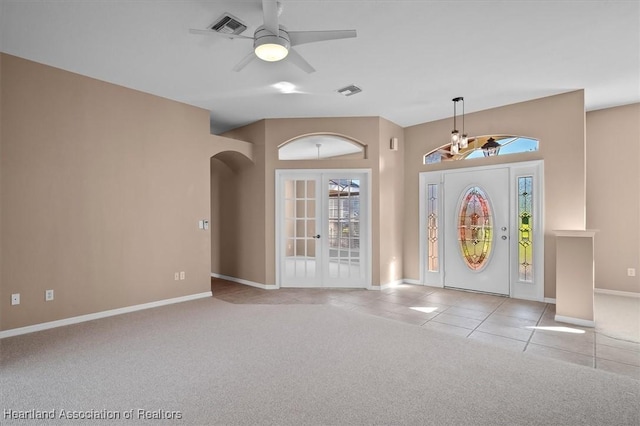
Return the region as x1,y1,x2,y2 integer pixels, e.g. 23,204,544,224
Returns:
222,116,406,288
586,104,640,293
404,91,587,299
211,157,236,276
0,54,251,330
3,52,635,333
214,121,267,285
226,117,378,286
217,121,266,284
378,119,405,285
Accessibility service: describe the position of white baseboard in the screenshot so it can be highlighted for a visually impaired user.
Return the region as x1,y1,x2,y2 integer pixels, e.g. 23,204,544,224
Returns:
544,298,557,304
0,292,212,339
402,279,422,286
211,273,278,290
554,314,595,328
595,288,640,298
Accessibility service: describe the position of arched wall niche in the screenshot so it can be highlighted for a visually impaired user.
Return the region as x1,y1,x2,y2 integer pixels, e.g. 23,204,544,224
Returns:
278,132,367,160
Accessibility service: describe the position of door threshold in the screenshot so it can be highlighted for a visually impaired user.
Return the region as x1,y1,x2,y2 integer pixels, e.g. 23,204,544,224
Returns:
444,286,510,298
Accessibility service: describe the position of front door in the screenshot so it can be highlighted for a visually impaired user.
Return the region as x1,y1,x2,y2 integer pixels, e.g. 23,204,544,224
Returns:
276,170,370,288
443,168,510,295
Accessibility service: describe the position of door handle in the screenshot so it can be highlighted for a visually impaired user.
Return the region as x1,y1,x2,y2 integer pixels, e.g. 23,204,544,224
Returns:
501,235,507,240
313,234,321,239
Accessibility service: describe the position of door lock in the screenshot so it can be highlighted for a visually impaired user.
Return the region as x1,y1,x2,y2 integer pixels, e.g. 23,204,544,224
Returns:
501,235,507,240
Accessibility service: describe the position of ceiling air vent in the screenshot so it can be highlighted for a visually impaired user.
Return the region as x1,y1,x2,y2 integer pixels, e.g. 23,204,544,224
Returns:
208,13,247,36
337,85,362,97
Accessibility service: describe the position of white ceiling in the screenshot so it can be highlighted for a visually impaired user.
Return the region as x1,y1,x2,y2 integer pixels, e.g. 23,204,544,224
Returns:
1,1,638,135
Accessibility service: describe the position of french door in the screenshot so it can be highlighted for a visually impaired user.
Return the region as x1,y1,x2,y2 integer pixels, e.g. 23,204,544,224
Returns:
276,170,370,288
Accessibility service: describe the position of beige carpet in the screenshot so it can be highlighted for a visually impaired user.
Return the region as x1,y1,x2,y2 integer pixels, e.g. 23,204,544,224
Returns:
1,297,639,425
596,293,640,343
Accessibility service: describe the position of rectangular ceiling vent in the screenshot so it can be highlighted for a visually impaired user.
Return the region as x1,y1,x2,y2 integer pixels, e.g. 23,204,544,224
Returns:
208,13,247,36
337,85,362,97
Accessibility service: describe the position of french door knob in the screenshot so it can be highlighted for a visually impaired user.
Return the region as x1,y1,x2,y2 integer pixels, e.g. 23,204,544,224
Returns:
501,235,507,240
313,234,321,239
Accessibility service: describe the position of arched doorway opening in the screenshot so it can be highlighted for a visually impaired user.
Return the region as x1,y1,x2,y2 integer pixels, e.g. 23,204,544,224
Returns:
210,150,254,288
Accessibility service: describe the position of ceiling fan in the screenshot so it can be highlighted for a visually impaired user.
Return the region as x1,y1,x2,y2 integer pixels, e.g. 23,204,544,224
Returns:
190,0,357,73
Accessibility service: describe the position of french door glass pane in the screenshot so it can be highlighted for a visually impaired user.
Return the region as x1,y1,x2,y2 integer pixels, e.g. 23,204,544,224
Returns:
284,179,317,279
328,179,361,279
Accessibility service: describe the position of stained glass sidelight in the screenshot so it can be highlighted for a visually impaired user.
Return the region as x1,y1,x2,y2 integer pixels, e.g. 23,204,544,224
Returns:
518,176,534,281
458,186,493,270
427,184,439,272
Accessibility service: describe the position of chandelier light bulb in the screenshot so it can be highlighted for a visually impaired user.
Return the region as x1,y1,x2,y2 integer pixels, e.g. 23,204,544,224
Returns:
450,141,459,155
460,134,468,149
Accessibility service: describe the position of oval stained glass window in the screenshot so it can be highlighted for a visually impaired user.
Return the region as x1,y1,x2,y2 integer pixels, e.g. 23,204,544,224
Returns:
458,186,493,270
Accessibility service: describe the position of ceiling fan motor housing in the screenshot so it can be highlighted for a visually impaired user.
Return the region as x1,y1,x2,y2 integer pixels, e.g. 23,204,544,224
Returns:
254,25,291,61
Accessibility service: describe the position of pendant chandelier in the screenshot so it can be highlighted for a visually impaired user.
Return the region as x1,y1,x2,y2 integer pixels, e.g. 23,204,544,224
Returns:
450,97,468,155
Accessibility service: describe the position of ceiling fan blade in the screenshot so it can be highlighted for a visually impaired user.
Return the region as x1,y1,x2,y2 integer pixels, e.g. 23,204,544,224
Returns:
262,0,280,35
233,51,257,72
189,28,254,40
289,30,357,47
286,48,315,74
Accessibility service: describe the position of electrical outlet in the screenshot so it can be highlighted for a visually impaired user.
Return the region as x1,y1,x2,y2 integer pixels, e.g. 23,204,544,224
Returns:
174,272,180,281
180,271,185,280
45,289,54,301
11,293,20,306
628,268,636,277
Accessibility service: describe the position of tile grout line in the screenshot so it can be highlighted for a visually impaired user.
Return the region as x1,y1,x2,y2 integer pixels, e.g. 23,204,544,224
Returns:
463,296,509,339
522,302,549,353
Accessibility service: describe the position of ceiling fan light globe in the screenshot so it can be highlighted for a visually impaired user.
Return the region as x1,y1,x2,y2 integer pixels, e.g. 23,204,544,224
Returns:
254,26,291,62
255,43,289,61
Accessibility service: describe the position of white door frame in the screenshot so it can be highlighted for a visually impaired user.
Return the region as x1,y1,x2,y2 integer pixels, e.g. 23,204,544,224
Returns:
275,169,372,289
419,160,545,301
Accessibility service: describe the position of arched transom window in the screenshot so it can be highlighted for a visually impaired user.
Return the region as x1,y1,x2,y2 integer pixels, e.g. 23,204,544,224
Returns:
424,135,539,164
279,133,367,160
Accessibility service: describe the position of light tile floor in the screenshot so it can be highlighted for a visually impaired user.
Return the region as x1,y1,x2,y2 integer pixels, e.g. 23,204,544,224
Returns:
211,278,640,380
